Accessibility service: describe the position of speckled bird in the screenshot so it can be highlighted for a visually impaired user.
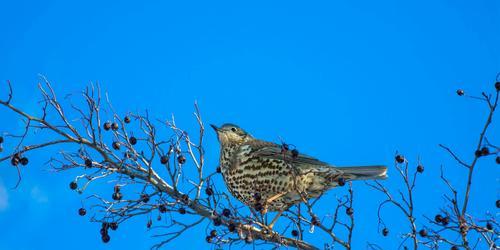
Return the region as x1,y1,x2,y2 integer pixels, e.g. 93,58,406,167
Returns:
211,123,387,217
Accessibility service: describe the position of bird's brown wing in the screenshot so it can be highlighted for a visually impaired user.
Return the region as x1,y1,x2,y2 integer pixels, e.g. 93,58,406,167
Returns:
246,140,330,168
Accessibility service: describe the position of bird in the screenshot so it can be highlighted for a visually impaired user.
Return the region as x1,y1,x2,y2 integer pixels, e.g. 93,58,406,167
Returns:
211,123,387,227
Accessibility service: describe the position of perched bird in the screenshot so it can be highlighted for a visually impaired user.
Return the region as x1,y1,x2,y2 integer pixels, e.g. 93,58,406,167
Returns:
211,123,387,226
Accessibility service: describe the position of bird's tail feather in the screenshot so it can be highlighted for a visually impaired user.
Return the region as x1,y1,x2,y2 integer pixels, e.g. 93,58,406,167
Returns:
336,165,388,181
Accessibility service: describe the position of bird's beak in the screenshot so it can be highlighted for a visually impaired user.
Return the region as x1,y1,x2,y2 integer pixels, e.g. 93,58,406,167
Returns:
210,124,220,132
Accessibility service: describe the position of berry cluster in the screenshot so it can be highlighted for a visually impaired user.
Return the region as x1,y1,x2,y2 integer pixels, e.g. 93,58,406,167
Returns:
205,220,240,245
280,143,299,158
100,222,118,243
205,229,218,243
10,153,29,167
434,214,450,226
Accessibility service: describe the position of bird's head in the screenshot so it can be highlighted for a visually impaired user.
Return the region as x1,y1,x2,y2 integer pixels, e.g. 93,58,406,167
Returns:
210,123,253,146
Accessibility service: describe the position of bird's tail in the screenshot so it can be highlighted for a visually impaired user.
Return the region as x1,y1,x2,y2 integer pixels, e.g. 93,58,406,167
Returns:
336,165,388,181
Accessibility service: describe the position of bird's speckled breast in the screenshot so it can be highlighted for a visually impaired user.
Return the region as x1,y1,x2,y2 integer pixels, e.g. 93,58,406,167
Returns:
219,144,300,211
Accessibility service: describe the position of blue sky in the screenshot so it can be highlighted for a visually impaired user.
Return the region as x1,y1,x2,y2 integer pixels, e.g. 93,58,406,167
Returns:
0,0,499,249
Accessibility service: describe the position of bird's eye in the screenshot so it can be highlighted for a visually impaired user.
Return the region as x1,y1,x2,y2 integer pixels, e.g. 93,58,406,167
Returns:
231,127,237,132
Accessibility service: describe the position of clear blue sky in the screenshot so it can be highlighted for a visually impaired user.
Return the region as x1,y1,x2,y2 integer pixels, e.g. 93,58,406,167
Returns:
0,0,498,249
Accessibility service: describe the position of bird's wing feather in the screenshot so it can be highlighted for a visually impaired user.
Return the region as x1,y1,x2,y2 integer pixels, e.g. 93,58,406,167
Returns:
246,140,330,168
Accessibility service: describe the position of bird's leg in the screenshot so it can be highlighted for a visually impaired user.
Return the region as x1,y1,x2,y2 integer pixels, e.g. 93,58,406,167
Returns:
264,192,287,206
260,191,287,215
267,210,284,230
260,192,287,231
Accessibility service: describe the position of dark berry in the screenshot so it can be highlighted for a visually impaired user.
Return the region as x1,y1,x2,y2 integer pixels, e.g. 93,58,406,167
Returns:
78,207,86,216
216,167,221,173
311,216,320,226
442,216,450,226
181,194,189,203
157,215,162,221
160,155,168,164
111,122,119,131
158,204,167,213
101,234,110,243
450,246,458,250
177,155,186,164
84,158,92,168
213,217,222,226
103,122,111,131
382,227,389,236
281,143,289,152
395,155,405,163
475,150,482,158
205,187,213,196
110,222,118,230
102,222,110,230
291,149,299,158
228,222,236,232
496,200,500,208
434,214,443,223
100,227,108,236
253,192,262,201
337,177,346,186
495,81,500,91
69,181,78,190
146,219,152,229
10,156,20,166
112,192,123,201
486,222,493,230
210,229,217,237
254,203,263,212
419,229,428,237
496,156,500,164
481,147,490,156
346,207,354,216
291,229,299,237
456,89,465,96
417,165,424,173
205,235,213,243
124,116,131,124
141,194,150,203
129,136,137,145
222,208,231,217
0,136,4,143
178,207,186,214
20,157,28,166
112,141,120,150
